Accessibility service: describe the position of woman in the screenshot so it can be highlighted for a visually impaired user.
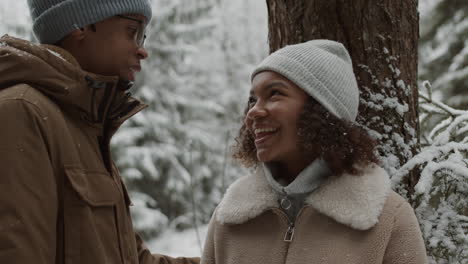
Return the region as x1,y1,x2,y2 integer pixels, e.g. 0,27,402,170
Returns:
201,40,427,264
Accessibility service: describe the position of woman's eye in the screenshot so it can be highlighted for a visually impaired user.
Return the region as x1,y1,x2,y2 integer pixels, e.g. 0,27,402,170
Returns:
270,89,282,97
248,97,257,107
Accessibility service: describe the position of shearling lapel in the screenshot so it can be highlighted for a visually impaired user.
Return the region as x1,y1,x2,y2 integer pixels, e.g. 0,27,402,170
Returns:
216,167,278,225
306,164,391,230
216,164,391,230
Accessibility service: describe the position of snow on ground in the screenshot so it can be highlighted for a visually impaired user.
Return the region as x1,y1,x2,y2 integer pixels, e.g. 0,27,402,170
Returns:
148,225,209,257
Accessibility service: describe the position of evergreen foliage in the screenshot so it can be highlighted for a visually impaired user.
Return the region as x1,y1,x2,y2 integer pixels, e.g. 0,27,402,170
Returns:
419,0,468,108
111,0,267,239
415,2,468,261
394,82,468,263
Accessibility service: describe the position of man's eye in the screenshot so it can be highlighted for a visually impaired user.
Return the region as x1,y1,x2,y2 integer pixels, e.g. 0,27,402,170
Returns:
128,27,138,36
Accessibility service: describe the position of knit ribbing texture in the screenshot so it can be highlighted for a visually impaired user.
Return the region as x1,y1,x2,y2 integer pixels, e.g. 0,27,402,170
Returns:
27,0,152,44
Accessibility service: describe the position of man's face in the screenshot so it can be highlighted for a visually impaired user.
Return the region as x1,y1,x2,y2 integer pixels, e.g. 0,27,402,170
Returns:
74,14,148,81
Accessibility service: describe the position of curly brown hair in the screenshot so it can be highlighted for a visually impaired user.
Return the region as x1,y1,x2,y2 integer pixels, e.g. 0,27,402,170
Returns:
232,97,379,176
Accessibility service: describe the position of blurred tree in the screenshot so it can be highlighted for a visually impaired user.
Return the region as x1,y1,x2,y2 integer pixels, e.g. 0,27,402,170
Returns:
112,0,227,239
0,1,33,40
112,0,267,240
419,0,468,108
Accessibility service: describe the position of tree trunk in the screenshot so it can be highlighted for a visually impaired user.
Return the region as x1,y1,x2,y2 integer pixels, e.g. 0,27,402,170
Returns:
266,0,420,200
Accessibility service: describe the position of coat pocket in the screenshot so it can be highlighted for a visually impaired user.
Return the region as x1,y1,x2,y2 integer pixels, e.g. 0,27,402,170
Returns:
65,166,119,206
63,166,123,264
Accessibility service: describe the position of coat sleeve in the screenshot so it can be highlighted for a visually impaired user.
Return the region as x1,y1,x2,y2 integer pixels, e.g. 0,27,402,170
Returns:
0,99,58,264
383,200,427,264
136,233,201,264
200,213,216,264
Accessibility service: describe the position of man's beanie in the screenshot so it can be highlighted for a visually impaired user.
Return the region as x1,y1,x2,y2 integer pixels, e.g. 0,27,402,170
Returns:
251,40,360,121
27,0,152,44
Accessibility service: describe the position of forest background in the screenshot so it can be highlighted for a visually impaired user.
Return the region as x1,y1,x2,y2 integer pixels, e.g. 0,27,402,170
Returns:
1,0,466,262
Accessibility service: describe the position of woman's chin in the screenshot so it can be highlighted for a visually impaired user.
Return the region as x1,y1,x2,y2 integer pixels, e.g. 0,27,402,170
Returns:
256,150,273,163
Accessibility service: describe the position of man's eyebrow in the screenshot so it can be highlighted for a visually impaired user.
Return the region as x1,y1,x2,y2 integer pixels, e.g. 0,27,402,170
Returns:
117,15,145,24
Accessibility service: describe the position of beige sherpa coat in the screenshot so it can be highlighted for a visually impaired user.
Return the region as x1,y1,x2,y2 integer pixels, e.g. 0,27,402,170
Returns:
201,164,427,264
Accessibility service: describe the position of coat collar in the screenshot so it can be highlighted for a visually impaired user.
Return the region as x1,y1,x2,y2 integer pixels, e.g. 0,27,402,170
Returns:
216,163,391,230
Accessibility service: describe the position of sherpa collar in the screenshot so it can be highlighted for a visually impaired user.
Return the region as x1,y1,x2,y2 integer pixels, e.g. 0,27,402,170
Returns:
216,163,391,230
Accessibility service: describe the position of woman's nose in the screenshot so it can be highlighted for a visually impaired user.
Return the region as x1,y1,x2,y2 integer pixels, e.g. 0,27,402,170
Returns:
246,102,268,121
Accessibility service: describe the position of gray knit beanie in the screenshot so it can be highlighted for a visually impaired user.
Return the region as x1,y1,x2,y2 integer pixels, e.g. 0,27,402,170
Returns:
251,40,360,121
27,0,152,44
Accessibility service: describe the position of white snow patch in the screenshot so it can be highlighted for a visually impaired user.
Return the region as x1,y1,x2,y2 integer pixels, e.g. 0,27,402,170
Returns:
148,225,208,257
123,167,144,179
383,97,409,116
47,49,65,61
382,78,392,88
396,79,406,90
131,193,169,232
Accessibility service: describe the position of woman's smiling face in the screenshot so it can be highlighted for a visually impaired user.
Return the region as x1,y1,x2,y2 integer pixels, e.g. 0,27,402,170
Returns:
245,71,310,169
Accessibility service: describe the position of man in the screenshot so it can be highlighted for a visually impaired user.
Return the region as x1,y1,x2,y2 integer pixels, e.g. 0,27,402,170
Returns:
0,0,199,263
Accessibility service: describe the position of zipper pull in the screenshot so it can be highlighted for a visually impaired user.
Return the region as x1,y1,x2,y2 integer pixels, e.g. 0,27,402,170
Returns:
284,224,295,242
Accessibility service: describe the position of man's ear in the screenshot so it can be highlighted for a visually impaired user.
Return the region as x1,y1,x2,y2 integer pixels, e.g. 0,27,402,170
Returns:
58,27,87,48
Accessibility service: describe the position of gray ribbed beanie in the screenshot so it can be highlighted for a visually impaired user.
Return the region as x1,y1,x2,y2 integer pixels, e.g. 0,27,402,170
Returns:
251,40,360,121
27,0,152,44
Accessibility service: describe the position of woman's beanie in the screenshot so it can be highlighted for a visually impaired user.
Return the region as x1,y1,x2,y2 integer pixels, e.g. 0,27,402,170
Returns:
27,0,152,44
251,40,360,121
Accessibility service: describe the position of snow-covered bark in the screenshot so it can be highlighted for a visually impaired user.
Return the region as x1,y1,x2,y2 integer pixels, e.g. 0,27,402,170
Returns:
266,0,420,199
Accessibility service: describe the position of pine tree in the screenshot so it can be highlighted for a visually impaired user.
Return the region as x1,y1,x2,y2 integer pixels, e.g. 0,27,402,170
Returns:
419,0,468,108
112,0,268,239
414,2,468,261
394,82,468,263
112,0,225,238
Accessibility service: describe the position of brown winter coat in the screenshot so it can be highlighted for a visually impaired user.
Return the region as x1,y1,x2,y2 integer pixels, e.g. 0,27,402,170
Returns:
201,164,427,264
0,35,199,264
